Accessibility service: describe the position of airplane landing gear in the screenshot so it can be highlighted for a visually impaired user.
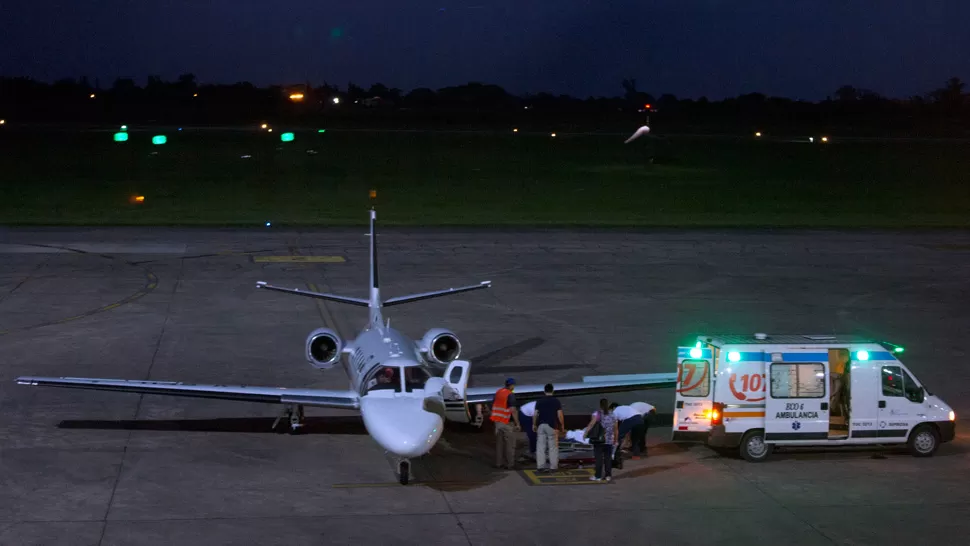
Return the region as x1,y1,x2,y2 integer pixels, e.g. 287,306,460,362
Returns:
272,404,305,434
399,460,410,485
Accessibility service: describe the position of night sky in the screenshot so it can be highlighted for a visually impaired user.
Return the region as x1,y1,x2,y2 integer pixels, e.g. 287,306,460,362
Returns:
2,1,968,100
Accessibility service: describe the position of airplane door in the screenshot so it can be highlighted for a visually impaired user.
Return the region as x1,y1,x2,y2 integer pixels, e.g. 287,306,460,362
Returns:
765,352,830,442
877,363,923,443
443,360,472,424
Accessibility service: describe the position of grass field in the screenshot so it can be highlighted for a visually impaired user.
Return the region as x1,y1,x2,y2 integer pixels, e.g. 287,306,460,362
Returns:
1,126,969,227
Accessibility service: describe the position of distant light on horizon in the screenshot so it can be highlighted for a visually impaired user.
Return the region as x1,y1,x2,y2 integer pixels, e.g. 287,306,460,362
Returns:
280,132,295,142
332,97,340,104
289,93,304,101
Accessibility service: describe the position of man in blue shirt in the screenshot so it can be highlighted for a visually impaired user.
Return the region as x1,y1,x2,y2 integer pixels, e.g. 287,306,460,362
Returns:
532,383,564,472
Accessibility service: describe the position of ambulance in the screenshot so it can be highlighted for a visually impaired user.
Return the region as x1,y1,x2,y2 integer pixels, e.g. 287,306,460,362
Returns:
672,333,956,462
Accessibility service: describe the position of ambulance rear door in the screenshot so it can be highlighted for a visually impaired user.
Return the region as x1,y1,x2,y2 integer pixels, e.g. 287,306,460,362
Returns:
673,345,715,442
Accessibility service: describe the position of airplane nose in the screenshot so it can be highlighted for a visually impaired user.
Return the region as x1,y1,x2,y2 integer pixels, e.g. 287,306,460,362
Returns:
360,396,444,458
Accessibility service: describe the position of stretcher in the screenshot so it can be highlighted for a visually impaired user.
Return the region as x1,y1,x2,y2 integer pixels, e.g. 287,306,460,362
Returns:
556,439,596,468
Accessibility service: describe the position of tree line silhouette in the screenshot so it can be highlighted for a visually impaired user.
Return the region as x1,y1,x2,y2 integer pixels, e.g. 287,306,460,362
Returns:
1,74,967,135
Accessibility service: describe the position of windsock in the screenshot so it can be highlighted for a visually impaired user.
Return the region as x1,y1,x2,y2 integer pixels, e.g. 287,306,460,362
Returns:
624,125,650,144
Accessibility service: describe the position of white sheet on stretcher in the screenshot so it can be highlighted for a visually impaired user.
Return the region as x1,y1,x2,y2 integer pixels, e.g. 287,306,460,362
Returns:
564,429,590,445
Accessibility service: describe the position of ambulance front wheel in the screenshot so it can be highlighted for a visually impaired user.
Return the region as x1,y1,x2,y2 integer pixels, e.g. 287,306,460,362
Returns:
740,430,772,462
907,425,940,457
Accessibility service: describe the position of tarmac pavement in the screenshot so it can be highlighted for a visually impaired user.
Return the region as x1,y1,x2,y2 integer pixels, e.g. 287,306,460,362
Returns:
2,226,969,545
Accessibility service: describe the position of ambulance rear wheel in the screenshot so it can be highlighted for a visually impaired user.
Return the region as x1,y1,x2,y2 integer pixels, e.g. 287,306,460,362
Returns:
740,430,772,462
907,425,940,457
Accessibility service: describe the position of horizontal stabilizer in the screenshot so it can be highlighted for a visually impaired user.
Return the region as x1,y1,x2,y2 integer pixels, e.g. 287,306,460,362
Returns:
256,281,369,307
383,281,491,307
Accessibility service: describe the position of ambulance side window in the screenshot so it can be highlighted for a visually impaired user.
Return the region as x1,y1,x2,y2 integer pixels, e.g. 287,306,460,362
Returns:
677,359,710,397
881,366,904,397
770,363,825,398
882,366,922,403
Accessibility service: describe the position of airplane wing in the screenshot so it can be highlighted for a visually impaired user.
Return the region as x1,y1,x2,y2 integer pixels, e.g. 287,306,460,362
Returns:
463,372,677,405
15,377,360,410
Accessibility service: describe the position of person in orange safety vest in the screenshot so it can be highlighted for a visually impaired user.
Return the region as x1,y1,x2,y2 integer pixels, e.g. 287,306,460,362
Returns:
491,377,521,469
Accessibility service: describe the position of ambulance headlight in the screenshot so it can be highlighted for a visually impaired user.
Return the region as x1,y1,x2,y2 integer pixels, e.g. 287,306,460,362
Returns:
949,411,955,421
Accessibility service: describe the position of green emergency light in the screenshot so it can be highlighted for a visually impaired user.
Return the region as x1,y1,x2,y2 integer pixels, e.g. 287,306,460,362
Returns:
318,129,326,133
281,132,295,142
152,135,167,145
113,132,128,142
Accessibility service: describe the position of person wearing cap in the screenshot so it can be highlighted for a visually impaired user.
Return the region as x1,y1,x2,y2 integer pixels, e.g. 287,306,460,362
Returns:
518,400,538,461
490,378,521,469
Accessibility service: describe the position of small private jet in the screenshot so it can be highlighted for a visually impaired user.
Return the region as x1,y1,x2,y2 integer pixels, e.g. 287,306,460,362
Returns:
17,208,676,484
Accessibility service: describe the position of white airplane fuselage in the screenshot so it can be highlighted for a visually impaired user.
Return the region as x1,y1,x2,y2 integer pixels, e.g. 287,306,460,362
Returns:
342,323,445,459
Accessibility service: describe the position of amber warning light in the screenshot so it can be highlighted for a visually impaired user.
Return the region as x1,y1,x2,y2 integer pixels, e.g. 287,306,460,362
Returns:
369,190,377,199
129,195,146,204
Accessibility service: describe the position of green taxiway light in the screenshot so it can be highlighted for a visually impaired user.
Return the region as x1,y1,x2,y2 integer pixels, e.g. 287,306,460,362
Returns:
152,135,167,145
113,132,128,142
280,132,295,142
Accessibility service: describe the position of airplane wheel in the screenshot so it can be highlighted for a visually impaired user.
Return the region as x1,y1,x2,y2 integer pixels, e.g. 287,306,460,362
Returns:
399,461,410,485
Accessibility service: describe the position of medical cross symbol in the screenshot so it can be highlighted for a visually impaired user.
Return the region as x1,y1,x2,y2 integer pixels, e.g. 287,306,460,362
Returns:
792,421,801,430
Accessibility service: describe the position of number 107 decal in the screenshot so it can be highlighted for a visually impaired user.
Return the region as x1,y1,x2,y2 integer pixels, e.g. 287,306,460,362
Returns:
729,373,766,402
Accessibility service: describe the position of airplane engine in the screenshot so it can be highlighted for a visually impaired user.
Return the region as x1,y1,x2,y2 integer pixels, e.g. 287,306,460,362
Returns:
305,328,343,370
420,328,461,365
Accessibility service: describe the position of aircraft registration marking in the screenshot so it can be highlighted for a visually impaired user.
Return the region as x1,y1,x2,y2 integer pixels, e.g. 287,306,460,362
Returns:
254,256,346,263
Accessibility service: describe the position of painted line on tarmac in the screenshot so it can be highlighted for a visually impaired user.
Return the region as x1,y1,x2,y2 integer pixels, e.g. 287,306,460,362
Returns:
331,480,492,489
518,468,605,486
254,256,346,263
0,243,159,336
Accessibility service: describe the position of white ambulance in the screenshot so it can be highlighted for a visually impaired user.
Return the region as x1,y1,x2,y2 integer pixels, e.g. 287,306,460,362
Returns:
672,333,956,461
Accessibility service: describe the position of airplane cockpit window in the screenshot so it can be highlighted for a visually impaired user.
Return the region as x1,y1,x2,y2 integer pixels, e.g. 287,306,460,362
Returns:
404,366,432,392
365,366,401,393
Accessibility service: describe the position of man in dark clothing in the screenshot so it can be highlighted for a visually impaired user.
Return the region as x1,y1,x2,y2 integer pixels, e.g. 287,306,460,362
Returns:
533,383,564,472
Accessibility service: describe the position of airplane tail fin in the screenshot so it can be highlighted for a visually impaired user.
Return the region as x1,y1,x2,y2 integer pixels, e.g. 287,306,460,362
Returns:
367,206,491,308
256,206,491,317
